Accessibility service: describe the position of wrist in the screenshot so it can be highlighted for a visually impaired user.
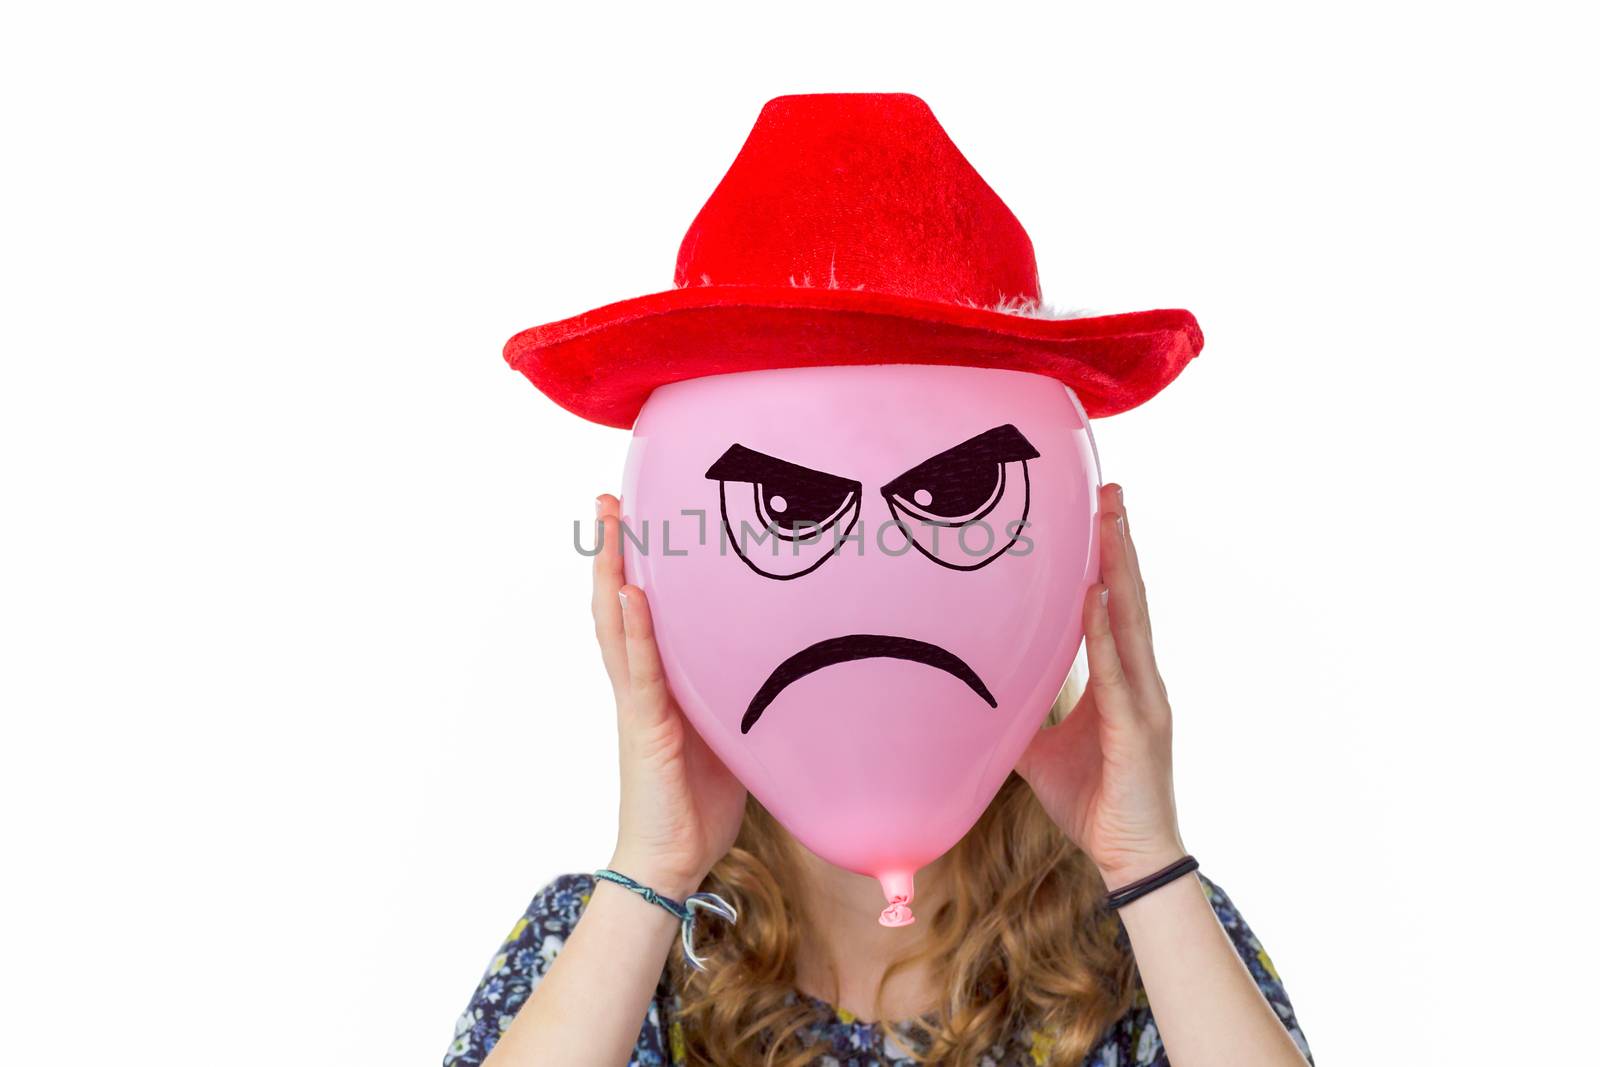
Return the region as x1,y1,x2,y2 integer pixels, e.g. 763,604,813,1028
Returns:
1095,841,1189,892
604,849,706,901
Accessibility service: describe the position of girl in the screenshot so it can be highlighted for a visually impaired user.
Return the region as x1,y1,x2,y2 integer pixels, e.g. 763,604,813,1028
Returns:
444,484,1312,1067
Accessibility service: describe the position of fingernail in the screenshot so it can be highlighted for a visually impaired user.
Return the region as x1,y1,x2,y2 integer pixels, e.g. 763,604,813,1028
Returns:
1115,514,1126,541
1115,485,1124,506
617,588,629,606
1098,587,1109,606
595,496,604,515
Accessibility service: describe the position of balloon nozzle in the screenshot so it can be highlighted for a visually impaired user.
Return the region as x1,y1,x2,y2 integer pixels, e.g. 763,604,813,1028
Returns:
877,870,916,927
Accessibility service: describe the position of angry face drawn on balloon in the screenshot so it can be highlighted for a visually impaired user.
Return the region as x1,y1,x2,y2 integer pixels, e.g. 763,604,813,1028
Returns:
621,361,1102,926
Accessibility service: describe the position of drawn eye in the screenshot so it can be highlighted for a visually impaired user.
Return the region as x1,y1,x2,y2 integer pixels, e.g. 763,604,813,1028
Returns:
881,424,1039,571
706,444,861,580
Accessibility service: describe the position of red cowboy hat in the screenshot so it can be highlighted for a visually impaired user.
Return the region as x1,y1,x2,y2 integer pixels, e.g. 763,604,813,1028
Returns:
505,93,1202,428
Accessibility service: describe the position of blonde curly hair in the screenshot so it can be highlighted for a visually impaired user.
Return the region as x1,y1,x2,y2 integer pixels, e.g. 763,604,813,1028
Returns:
666,673,1137,1066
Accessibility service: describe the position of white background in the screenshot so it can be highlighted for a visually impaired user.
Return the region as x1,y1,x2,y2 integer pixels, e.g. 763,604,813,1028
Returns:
3,2,1596,1064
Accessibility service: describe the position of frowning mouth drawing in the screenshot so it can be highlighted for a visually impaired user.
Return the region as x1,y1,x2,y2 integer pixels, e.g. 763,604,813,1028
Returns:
741,634,997,734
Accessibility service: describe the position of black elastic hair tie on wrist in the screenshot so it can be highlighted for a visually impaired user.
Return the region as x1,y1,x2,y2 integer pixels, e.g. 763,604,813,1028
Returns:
1103,855,1200,910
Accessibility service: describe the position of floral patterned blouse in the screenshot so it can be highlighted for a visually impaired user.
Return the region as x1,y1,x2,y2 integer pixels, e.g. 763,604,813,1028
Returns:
444,871,1311,1066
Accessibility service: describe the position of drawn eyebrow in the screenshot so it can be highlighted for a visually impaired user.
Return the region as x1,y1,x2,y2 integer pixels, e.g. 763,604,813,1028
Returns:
705,444,858,492
881,424,1039,493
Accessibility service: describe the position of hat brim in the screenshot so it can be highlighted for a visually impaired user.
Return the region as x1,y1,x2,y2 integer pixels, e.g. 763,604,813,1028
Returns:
504,284,1202,429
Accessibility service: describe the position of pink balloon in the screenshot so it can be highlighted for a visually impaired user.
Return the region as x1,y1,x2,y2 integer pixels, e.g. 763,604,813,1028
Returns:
621,364,1101,925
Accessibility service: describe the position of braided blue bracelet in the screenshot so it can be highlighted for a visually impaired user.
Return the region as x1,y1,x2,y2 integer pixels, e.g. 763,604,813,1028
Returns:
592,868,738,972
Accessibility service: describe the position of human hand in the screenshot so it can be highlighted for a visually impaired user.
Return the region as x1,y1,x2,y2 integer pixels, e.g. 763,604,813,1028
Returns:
592,494,747,899
1014,483,1187,889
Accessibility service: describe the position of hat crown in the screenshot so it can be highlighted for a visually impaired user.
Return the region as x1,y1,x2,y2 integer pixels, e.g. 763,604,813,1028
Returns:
674,94,1041,308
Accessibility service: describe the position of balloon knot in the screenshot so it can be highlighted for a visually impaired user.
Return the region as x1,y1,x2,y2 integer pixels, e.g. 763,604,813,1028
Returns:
878,895,915,927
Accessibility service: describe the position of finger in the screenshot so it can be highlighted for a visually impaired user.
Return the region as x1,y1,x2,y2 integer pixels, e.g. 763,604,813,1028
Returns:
1117,491,1151,638
1104,485,1171,708
1098,498,1163,703
617,584,673,730
591,495,628,694
1082,582,1138,726
1098,505,1148,656
1102,483,1148,623
1121,501,1171,705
